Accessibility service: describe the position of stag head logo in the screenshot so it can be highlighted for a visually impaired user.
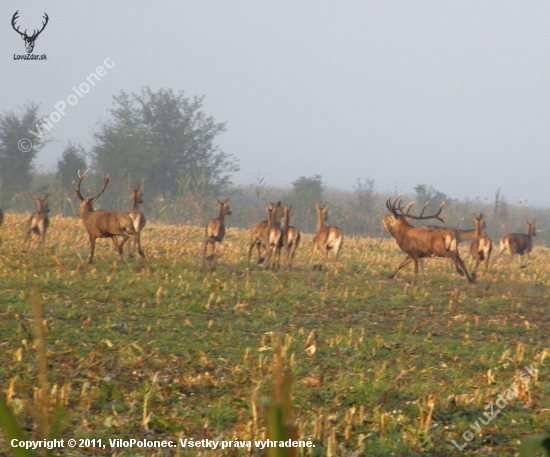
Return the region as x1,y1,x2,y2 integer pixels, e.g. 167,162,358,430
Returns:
12,10,49,54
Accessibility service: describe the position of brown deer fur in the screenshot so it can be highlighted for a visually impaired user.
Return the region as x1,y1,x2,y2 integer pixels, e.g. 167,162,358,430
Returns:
469,213,492,273
73,170,138,264
203,198,231,265
260,203,282,270
128,185,146,258
309,202,343,270
382,195,474,283
248,201,283,266
278,205,301,269
22,194,50,251
495,219,536,267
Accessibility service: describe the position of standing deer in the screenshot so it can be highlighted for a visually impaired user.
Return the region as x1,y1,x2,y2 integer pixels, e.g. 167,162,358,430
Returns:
262,203,282,270
22,194,50,252
248,201,283,265
495,219,537,268
309,202,343,270
128,185,146,258
73,170,138,263
203,198,231,266
278,205,301,270
469,213,492,274
382,195,474,283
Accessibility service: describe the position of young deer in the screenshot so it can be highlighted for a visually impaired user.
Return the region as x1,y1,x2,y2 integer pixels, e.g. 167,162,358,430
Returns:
277,205,301,269
128,185,146,258
469,213,492,273
248,201,283,265
309,202,343,270
382,195,474,283
262,203,282,270
495,219,537,268
73,170,138,263
22,194,50,252
203,198,231,266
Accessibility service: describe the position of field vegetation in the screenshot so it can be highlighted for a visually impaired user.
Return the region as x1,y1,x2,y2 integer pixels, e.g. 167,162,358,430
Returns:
0,210,549,456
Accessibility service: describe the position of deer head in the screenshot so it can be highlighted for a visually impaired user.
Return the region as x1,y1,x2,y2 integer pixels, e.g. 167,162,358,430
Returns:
12,11,49,54
72,170,110,217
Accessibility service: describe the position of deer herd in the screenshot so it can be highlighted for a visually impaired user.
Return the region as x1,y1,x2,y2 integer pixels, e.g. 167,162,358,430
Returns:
0,173,540,283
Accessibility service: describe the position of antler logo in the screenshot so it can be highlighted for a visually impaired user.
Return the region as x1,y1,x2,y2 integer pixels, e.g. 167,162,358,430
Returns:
11,10,49,54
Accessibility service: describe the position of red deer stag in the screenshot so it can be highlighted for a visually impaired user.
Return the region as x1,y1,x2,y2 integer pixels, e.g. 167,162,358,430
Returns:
277,205,301,270
203,198,231,266
382,195,474,283
309,202,343,270
22,194,50,252
128,185,146,258
469,213,492,273
248,201,283,266
73,170,138,263
495,219,537,268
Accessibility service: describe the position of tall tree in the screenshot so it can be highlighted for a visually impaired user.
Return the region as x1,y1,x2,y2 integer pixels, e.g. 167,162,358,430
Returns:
92,87,239,199
288,175,325,232
0,103,49,202
57,142,87,190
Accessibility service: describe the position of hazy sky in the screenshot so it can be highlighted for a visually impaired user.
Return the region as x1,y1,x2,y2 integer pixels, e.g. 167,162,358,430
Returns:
2,1,550,206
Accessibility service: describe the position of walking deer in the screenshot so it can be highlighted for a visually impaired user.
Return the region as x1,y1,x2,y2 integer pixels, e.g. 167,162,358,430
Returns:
73,170,138,263
248,201,283,265
382,195,474,283
495,220,537,267
469,213,492,273
278,205,301,269
203,198,231,266
263,203,283,270
128,185,146,258
309,202,343,270
22,194,50,252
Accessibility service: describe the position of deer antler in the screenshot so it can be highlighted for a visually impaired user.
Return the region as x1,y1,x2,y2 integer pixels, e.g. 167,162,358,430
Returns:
90,175,110,201
11,11,48,39
387,194,446,222
11,11,25,38
72,169,89,201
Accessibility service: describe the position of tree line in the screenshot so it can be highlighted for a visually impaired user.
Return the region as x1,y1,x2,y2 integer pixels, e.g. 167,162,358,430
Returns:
0,87,547,244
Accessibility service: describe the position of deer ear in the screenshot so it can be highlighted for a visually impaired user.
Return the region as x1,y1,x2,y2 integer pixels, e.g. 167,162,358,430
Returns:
323,202,329,210
44,194,49,201
224,198,230,204
315,202,320,210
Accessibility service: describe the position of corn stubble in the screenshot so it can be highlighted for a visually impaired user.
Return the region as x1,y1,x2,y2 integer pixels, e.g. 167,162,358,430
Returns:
0,213,549,456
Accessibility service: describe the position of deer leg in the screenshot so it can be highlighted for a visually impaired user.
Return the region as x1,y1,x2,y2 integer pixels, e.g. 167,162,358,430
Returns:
308,245,318,270
118,234,130,259
135,232,145,259
111,236,121,254
22,229,32,252
256,242,265,264
247,242,255,268
314,249,330,270
388,255,414,279
88,235,96,263
453,253,474,283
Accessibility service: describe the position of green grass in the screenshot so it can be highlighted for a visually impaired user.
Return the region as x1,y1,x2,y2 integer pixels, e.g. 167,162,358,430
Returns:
0,213,549,456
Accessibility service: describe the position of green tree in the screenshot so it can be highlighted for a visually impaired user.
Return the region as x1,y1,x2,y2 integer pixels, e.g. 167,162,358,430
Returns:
288,175,325,232
57,142,87,190
92,87,239,200
0,102,49,203
413,184,448,214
